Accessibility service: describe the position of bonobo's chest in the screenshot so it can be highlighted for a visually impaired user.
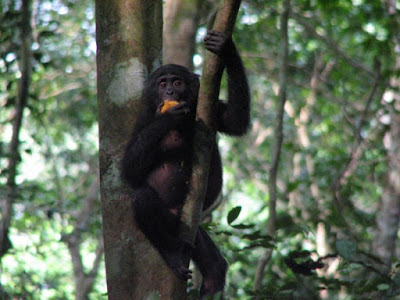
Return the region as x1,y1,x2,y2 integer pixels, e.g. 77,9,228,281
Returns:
147,128,193,205
161,130,184,150
161,128,193,152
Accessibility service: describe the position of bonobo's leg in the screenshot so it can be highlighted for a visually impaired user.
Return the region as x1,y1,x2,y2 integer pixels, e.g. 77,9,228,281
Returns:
132,186,192,280
192,226,228,299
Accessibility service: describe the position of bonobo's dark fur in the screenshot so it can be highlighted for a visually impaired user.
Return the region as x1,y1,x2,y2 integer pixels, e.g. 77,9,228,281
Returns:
121,31,250,298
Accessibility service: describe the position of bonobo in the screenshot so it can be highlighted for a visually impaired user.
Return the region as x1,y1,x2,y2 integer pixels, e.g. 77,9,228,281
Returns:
121,30,250,298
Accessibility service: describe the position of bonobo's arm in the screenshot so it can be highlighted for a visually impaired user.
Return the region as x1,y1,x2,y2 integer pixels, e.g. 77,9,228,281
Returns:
204,31,250,136
121,110,183,187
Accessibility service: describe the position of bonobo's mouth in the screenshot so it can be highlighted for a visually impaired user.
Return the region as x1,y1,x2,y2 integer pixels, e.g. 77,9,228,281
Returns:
161,100,179,114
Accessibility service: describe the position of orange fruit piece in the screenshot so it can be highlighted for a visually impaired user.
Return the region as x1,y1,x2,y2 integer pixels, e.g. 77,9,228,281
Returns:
161,100,179,114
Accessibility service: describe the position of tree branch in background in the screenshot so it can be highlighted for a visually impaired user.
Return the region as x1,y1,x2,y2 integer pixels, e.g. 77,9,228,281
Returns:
333,60,381,208
62,179,103,300
291,12,374,76
253,0,291,294
179,0,242,247
285,57,335,265
1,0,32,259
163,0,207,69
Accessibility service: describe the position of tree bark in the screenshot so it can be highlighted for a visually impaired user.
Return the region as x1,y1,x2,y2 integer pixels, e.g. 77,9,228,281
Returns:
96,1,185,298
1,0,32,259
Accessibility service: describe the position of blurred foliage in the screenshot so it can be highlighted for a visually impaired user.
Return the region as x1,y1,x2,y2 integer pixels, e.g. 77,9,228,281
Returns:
0,0,104,299
1,0,399,299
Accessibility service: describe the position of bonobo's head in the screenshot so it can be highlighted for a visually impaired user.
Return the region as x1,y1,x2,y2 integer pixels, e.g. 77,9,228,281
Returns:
143,64,200,111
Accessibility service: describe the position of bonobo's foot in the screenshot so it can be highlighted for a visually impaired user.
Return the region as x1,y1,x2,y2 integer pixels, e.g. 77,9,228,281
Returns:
199,277,225,299
199,258,228,299
172,265,193,281
164,243,194,281
164,254,192,281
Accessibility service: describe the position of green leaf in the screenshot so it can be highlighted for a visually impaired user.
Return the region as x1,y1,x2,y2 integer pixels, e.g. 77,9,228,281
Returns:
242,230,262,240
231,224,255,230
287,181,300,193
242,239,274,250
227,206,241,225
377,284,390,291
242,231,273,241
336,240,357,260
289,250,312,259
215,230,233,236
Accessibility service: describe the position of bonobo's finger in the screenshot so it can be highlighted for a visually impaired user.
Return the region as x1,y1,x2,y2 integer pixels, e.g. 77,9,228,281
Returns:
204,31,229,56
205,45,219,54
204,42,220,53
204,40,221,48
205,30,223,38
204,31,224,43
204,37,224,46
155,102,164,115
166,102,190,115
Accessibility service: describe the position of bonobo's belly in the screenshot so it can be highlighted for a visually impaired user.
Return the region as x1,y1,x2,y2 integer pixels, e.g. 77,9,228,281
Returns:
146,160,191,206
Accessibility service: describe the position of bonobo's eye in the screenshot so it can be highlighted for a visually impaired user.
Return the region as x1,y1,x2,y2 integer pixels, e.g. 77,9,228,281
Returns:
159,81,167,88
173,80,183,87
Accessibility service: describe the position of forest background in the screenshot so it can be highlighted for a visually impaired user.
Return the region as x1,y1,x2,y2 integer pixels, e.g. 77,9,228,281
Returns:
1,0,400,299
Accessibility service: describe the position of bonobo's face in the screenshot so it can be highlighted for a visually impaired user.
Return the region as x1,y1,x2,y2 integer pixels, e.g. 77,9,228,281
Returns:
157,74,186,102
147,64,199,114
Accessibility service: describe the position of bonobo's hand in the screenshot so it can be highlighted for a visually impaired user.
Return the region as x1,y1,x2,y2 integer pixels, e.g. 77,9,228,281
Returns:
204,30,233,56
155,101,190,118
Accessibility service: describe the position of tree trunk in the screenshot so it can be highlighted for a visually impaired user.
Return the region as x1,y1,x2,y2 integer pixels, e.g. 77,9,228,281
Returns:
179,0,242,250
372,0,400,273
163,0,205,69
96,1,185,298
1,0,32,259
372,69,400,272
